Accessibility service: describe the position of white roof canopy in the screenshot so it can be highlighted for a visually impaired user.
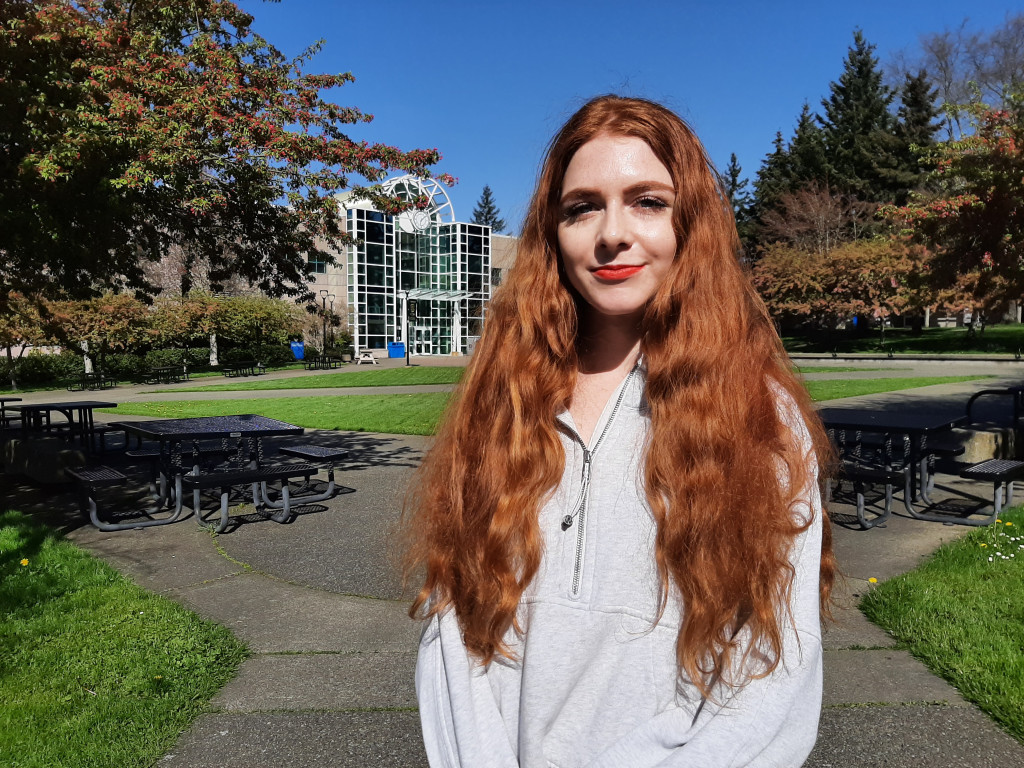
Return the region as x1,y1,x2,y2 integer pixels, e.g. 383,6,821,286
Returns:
404,288,471,301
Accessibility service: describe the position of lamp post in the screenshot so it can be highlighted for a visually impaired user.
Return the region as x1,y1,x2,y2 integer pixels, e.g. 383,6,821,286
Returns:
328,297,335,349
320,289,334,353
401,289,411,367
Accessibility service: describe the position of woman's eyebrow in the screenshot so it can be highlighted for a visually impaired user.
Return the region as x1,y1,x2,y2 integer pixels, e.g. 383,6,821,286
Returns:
559,186,597,201
560,181,675,201
623,181,674,195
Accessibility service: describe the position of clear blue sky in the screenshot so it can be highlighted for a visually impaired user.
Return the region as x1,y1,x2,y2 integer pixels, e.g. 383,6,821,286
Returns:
239,0,1016,232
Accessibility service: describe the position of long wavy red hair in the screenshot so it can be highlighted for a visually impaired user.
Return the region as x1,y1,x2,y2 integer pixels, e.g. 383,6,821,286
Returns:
405,95,835,697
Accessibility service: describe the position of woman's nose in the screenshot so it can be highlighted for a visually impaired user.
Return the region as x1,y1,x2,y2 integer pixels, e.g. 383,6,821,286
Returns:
597,205,633,250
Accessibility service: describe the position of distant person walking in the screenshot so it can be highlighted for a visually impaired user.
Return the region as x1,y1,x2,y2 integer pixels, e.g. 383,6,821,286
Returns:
404,95,835,767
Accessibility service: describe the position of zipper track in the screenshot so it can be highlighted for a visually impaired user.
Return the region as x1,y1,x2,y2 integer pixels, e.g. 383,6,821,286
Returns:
588,362,638,456
571,492,587,595
566,361,640,597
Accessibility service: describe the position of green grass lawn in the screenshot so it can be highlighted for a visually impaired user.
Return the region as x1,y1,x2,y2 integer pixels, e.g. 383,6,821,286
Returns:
103,376,985,436
794,366,889,373
804,376,987,402
0,511,248,768
861,507,1024,743
160,365,465,392
105,393,451,435
785,324,1024,355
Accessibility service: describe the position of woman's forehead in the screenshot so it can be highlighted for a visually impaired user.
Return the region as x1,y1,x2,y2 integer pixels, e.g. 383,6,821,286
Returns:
562,135,673,190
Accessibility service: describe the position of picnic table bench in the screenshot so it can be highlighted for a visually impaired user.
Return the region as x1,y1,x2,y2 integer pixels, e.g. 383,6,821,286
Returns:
220,360,266,377
269,444,351,504
182,462,319,532
144,365,189,385
302,354,343,370
66,464,193,531
67,371,117,391
828,429,914,529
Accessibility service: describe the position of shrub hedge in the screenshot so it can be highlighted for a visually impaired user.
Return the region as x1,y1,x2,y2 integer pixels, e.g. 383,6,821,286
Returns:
1,344,301,389
219,345,297,367
0,351,82,387
144,347,211,370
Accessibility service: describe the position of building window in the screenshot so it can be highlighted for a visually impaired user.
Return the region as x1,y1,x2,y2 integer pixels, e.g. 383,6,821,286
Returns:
308,253,328,274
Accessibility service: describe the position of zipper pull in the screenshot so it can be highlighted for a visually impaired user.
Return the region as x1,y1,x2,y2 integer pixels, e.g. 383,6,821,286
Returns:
561,450,591,531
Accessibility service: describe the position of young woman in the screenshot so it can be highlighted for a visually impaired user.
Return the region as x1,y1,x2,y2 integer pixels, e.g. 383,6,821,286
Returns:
404,95,835,768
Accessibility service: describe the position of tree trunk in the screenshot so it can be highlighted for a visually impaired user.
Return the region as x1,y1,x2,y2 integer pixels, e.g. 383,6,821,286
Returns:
209,333,219,367
82,341,93,374
924,306,931,327
6,346,16,391
181,251,195,296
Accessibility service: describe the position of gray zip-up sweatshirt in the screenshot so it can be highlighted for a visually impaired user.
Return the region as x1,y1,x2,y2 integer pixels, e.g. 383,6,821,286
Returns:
416,367,823,767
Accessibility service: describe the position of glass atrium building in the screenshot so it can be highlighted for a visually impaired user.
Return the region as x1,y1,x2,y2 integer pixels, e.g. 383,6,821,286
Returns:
336,176,491,355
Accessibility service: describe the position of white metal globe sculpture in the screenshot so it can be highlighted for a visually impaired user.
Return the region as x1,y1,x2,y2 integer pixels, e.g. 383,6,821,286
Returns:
381,175,455,233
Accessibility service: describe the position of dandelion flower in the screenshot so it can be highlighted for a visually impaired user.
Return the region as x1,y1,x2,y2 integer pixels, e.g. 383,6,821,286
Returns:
997,519,1002,523
981,543,988,547
868,577,878,584
19,558,28,566
1007,522,1014,527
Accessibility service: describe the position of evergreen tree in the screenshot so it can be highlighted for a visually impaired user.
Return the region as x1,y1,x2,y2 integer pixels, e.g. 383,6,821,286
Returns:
883,69,943,202
819,30,897,201
787,104,831,186
723,153,754,251
471,185,506,233
896,70,942,155
723,153,751,215
752,132,790,220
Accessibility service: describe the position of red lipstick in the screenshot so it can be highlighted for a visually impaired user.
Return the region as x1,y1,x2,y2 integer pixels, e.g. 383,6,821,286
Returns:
593,264,644,280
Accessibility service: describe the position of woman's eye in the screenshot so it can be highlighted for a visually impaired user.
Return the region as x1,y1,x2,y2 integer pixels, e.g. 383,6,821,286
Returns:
563,202,594,220
637,196,669,210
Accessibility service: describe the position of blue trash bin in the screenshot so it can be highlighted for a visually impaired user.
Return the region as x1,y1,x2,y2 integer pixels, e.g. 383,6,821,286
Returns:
290,341,305,360
387,342,405,359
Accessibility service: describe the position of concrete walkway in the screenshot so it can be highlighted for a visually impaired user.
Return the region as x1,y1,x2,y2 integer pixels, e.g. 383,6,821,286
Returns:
4,358,1024,766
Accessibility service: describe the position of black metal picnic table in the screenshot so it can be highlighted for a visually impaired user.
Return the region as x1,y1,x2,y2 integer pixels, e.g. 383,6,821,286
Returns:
67,371,116,391
220,361,265,377
818,407,968,517
122,414,303,480
9,399,118,452
303,355,343,370
0,396,22,430
118,414,307,531
818,408,967,497
145,365,189,384
122,414,302,443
